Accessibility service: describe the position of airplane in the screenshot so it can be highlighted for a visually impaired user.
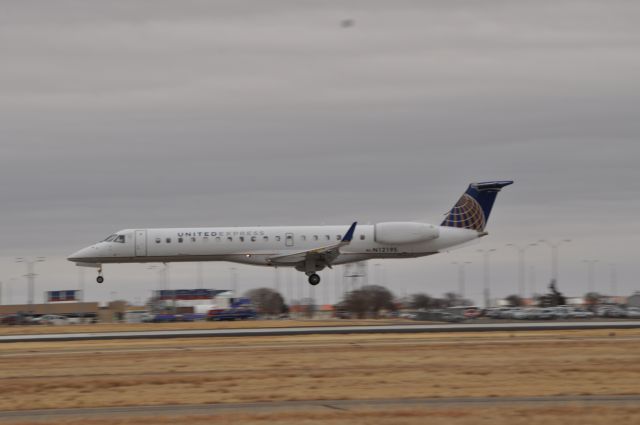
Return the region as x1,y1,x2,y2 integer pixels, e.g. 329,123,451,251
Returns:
68,181,513,285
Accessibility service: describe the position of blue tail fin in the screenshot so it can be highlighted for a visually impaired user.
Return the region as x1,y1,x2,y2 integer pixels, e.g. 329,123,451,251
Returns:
441,181,513,232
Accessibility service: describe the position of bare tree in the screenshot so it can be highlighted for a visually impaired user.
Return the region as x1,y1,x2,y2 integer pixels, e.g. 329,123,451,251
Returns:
344,285,395,318
409,293,435,310
505,294,524,307
244,288,285,315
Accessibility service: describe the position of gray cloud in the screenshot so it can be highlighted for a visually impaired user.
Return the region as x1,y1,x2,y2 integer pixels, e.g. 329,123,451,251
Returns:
1,1,639,304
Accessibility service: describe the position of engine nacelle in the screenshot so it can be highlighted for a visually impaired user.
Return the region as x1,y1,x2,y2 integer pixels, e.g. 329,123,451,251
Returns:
374,222,440,245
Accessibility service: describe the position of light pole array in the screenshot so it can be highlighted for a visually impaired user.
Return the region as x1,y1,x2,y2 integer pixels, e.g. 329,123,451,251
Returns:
197,263,204,289
477,249,496,308
583,259,598,293
15,257,46,306
506,243,537,297
609,263,618,297
229,267,238,296
538,239,571,283
451,261,472,299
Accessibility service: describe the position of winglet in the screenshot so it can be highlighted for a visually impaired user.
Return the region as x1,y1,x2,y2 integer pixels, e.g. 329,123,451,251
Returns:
341,222,358,243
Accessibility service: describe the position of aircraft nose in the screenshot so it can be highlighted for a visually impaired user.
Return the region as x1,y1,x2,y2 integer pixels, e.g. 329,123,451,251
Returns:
67,246,95,262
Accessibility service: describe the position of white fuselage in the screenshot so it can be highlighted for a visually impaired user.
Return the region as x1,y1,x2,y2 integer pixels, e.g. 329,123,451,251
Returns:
68,223,480,269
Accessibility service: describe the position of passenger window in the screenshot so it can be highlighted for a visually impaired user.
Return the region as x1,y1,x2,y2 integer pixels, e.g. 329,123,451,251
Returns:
155,237,161,244
227,237,233,242
239,236,245,242
336,235,341,240
325,235,330,240
276,236,281,242
215,237,221,242
263,236,269,241
178,237,183,243
191,237,196,242
166,238,171,243
313,235,318,241
360,235,365,240
251,236,257,242
301,235,306,241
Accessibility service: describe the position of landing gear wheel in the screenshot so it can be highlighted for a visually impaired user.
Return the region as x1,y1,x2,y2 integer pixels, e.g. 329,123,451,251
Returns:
96,276,104,284
308,273,321,285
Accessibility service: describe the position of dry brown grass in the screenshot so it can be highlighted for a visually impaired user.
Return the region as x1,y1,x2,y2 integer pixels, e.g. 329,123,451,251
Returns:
0,329,638,413
0,319,404,335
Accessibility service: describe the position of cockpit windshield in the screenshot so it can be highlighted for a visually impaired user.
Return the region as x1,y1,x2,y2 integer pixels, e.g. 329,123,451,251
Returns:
102,234,126,243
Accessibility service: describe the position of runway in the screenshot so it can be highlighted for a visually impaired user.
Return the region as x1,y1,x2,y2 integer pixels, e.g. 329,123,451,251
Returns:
1,395,638,420
1,320,639,343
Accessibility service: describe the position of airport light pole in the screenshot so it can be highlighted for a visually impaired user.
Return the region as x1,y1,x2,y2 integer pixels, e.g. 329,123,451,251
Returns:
476,249,496,308
609,263,618,297
230,267,238,296
582,260,598,293
506,243,537,297
374,263,382,286
147,265,161,294
538,239,571,284
15,257,46,306
77,268,85,302
197,263,204,289
451,261,472,299
274,267,280,293
6,277,17,305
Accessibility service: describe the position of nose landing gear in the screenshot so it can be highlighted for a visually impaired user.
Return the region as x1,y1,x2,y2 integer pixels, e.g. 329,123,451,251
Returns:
96,265,104,283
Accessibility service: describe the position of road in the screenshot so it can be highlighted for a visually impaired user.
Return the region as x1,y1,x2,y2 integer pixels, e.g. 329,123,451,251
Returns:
1,320,639,343
1,395,638,420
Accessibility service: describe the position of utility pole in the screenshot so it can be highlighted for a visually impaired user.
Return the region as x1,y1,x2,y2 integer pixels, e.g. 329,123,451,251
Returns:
506,243,537,297
477,249,496,308
230,267,238,296
197,263,204,289
583,260,598,293
77,268,85,302
609,263,618,297
451,261,472,299
538,239,571,283
15,257,46,306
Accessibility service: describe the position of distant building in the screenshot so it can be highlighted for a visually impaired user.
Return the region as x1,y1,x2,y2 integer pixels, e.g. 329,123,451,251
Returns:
628,292,640,308
150,289,234,313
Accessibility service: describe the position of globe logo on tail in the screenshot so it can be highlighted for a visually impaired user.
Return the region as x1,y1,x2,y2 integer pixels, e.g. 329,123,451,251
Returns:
442,193,486,231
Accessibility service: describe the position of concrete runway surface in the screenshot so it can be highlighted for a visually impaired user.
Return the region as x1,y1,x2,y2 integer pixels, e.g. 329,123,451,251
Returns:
1,320,640,343
1,395,638,420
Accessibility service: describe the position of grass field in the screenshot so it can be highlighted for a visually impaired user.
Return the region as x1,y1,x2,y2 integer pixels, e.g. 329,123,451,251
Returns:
1,329,639,424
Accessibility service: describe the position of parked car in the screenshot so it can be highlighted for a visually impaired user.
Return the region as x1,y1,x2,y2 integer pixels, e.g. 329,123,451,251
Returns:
32,315,69,325
149,314,179,323
568,308,594,319
207,308,257,321
1,314,31,326
512,309,531,320
625,307,640,318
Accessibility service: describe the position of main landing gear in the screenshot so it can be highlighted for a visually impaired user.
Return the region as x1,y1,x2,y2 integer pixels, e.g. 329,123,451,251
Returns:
308,273,321,286
96,265,104,283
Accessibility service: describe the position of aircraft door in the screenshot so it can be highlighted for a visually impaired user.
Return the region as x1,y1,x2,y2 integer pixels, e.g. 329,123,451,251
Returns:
285,233,294,247
134,230,147,256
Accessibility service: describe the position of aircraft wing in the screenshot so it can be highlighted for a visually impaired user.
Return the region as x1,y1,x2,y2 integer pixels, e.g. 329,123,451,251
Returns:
267,222,357,266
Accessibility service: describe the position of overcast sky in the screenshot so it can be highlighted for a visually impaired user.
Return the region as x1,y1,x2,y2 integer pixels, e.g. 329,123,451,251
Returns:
1,0,639,305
